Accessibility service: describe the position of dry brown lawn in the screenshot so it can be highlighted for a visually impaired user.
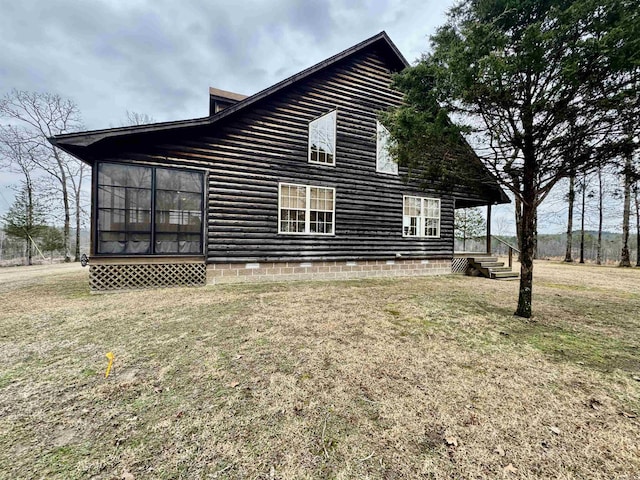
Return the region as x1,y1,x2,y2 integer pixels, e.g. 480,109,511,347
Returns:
0,261,639,479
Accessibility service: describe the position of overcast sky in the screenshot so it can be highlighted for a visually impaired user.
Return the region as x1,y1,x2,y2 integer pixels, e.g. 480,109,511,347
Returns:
0,0,624,235
0,0,448,130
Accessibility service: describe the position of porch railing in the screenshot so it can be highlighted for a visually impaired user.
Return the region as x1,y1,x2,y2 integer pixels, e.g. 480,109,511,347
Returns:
492,236,520,268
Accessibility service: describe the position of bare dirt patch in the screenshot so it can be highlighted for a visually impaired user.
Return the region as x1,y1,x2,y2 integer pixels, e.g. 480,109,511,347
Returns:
0,262,638,479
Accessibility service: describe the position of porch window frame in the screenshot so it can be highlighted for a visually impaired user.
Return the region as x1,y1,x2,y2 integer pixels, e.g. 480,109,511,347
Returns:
94,161,206,256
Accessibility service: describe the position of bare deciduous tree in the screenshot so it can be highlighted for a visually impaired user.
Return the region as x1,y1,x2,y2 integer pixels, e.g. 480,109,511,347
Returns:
0,125,43,264
124,111,156,126
0,125,40,198
0,90,85,261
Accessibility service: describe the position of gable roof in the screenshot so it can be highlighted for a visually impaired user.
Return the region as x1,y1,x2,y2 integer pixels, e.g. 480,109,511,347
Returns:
49,31,409,156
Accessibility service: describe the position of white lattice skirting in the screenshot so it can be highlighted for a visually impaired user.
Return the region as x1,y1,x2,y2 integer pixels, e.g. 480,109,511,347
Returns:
90,263,206,291
451,258,469,274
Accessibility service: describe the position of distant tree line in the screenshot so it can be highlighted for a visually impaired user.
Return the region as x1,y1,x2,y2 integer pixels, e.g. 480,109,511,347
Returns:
561,167,640,266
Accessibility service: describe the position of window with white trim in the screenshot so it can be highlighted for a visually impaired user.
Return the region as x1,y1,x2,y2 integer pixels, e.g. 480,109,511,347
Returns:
279,183,335,235
309,110,336,165
403,196,440,238
376,121,398,175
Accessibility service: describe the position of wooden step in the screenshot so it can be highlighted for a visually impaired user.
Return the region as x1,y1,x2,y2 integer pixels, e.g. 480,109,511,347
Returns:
469,257,498,263
491,271,520,280
478,261,505,268
466,256,519,281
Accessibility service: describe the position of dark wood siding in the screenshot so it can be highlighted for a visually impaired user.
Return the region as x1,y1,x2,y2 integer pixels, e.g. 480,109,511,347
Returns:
89,46,456,263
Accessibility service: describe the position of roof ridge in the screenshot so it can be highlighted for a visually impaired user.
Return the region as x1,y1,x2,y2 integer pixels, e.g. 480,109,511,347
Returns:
50,32,408,148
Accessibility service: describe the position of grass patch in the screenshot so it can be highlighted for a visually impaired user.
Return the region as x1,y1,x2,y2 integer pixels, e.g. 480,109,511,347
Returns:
1,261,639,479
504,322,640,372
0,372,15,389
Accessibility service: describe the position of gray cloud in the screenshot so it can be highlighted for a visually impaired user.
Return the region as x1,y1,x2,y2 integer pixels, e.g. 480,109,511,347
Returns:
1,0,447,130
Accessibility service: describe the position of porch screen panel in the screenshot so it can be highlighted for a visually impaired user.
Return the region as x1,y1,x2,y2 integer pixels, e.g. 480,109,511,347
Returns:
154,168,204,254
97,164,152,254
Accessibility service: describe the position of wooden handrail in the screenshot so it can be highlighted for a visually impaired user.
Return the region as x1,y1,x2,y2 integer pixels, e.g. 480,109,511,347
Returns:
491,236,520,268
492,236,520,253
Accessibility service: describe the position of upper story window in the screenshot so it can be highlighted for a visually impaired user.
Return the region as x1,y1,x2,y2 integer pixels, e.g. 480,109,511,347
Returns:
96,162,204,255
309,110,336,166
279,183,335,235
403,195,440,238
376,121,398,175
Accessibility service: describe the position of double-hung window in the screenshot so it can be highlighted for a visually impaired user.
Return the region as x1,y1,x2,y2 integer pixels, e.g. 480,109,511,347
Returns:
309,110,336,165
96,162,204,255
403,196,440,238
376,121,398,175
279,183,335,235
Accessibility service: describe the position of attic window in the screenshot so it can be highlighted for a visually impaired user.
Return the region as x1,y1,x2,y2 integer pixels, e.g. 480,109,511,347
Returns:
309,110,336,166
376,121,398,175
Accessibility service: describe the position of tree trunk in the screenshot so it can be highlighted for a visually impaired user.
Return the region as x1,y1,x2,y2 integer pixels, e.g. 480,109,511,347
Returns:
51,150,71,263
74,177,82,262
635,183,640,267
579,173,586,264
62,181,71,262
26,182,33,266
532,208,538,259
564,173,575,262
620,152,632,267
515,142,536,319
516,199,535,318
596,168,603,265
72,162,85,262
74,202,81,262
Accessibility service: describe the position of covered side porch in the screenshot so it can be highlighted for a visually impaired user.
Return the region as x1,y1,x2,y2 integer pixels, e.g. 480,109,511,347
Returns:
453,198,520,280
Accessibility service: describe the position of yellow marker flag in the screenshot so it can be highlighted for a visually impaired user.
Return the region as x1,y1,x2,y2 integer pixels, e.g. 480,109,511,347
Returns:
105,352,114,378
